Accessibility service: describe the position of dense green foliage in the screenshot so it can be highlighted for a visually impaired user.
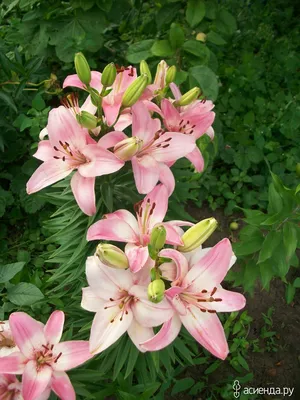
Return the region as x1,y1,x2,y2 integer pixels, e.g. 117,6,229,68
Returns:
0,0,299,398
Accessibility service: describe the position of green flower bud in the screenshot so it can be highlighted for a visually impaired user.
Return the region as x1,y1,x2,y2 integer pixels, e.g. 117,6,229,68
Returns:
178,217,218,253
150,225,167,252
96,244,129,269
230,222,239,231
166,65,176,85
89,88,102,108
76,111,98,130
176,87,201,106
140,60,152,84
121,74,148,107
74,52,91,86
114,137,143,161
148,279,165,303
154,60,168,88
101,63,117,87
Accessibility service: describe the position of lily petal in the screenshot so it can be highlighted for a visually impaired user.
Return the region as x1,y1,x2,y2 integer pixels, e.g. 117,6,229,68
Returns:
183,239,233,292
81,287,105,312
141,184,168,229
127,320,153,352
185,147,204,172
0,352,26,374
9,312,46,359
89,307,133,355
158,163,175,196
53,341,93,371
22,361,52,400
98,131,128,150
180,305,229,360
132,155,159,194
130,285,174,327
151,132,195,163
87,217,138,243
161,99,181,129
204,287,246,313
51,371,75,400
26,160,72,194
125,243,149,273
79,145,124,178
140,315,182,352
159,249,188,283
44,311,65,345
63,71,102,91
33,141,56,161
132,102,160,145
71,172,96,216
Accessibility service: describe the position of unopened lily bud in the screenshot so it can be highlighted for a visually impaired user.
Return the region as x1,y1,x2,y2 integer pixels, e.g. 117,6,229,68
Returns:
76,111,98,129
140,60,152,84
176,87,201,106
114,137,143,161
154,60,168,88
121,75,148,107
74,52,91,86
166,65,176,85
196,32,207,42
178,217,218,253
148,279,165,303
150,225,167,252
101,63,117,87
96,244,129,269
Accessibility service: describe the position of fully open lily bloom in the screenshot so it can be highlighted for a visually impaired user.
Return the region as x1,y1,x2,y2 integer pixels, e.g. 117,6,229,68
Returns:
81,255,174,354
26,106,124,216
160,98,215,172
0,321,18,357
63,67,136,128
110,101,195,194
87,184,193,272
0,311,93,400
140,239,246,360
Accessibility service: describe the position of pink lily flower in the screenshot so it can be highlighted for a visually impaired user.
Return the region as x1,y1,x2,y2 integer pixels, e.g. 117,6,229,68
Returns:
26,106,124,216
160,96,215,172
63,67,137,128
81,255,174,354
140,239,246,360
0,311,93,400
0,321,18,357
87,184,193,272
111,101,196,194
0,374,50,400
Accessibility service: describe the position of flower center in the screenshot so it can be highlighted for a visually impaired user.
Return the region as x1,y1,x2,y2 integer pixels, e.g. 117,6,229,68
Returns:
176,119,195,135
180,287,223,314
104,292,135,323
35,344,62,369
134,198,156,242
52,140,87,166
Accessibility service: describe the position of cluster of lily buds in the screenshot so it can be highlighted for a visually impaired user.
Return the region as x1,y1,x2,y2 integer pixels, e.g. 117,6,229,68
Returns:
26,55,216,216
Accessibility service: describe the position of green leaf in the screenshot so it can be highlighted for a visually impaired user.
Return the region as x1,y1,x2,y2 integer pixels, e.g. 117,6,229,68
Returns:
204,360,221,374
268,183,283,214
189,65,219,101
293,278,300,288
126,40,155,64
206,31,226,45
32,94,46,111
259,260,274,289
156,3,181,29
237,353,249,371
286,283,296,305
172,378,195,395
183,40,210,62
186,0,205,28
151,40,174,57
0,92,18,113
169,23,185,50
0,262,25,283
7,283,44,306
216,9,237,35
283,222,298,260
233,234,263,256
258,231,282,263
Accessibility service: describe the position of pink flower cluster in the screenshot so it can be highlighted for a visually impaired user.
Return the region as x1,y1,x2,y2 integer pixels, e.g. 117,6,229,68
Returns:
0,59,246,400
26,62,215,216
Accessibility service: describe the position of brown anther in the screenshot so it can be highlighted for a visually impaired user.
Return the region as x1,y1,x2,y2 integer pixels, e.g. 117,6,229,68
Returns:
54,352,62,363
192,125,196,129
201,289,208,293
50,345,54,350
62,156,66,162
125,311,128,314
156,144,162,148
120,317,123,321
59,140,64,146
110,319,114,323
179,120,184,125
42,344,49,351
164,137,172,142
214,298,222,302
211,287,217,296
200,309,207,312
162,144,170,148
65,142,69,146
208,310,216,313
53,156,60,159
109,298,114,301
54,146,59,151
